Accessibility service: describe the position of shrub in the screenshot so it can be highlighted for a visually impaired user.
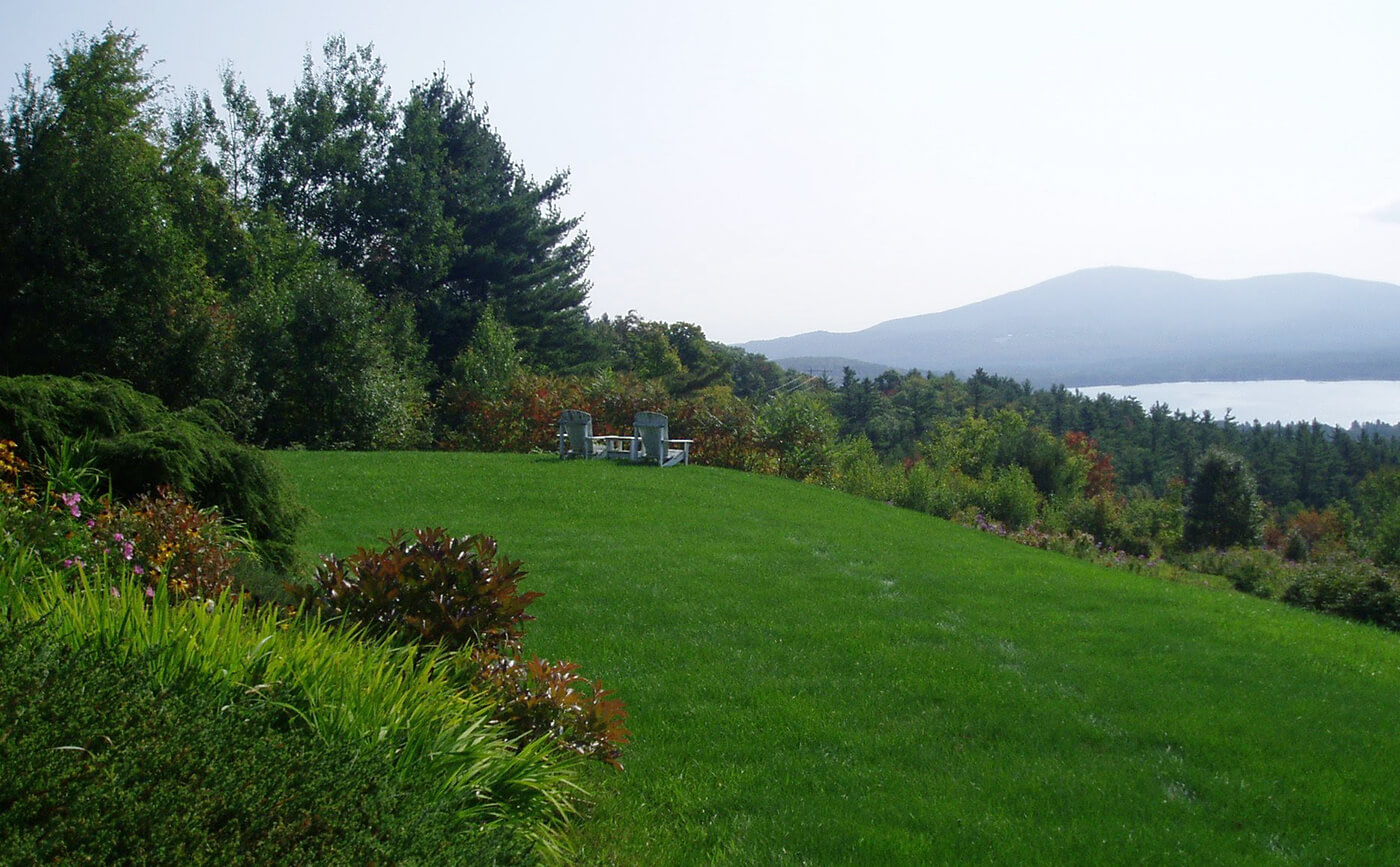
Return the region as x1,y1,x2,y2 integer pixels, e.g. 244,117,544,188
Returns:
897,462,974,519
0,374,304,572
986,465,1041,530
234,251,432,450
830,436,902,502
1060,493,1127,551
1186,547,1291,598
0,627,531,865
674,387,771,472
1368,501,1400,568
1117,489,1184,556
464,650,630,769
1281,555,1400,631
300,528,629,768
1,441,252,602
761,391,838,482
302,528,541,652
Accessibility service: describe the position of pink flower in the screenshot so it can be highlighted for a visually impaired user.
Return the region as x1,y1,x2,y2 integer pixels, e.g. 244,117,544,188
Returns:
109,586,120,598
121,541,134,560
144,585,155,598
133,565,145,576
60,492,82,518
113,532,124,542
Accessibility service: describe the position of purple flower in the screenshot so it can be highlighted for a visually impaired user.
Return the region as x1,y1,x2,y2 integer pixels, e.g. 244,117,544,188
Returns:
134,565,145,576
60,492,81,518
121,541,134,560
144,585,155,598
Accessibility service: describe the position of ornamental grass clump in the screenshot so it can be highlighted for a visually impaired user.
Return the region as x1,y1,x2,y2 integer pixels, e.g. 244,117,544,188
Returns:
0,566,581,862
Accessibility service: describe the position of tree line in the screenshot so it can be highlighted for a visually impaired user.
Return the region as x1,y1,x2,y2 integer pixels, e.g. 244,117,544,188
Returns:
821,365,1400,564
1,29,769,449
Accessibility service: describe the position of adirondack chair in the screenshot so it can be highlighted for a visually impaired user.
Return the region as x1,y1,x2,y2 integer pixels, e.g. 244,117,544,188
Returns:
558,410,609,459
630,411,693,467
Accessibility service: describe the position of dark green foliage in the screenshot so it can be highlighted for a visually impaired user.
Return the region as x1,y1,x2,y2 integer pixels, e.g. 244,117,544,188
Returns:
1281,555,1400,630
824,367,1400,516
713,342,787,399
0,374,303,572
304,528,542,652
252,43,595,375
371,73,595,373
1354,468,1400,566
0,625,532,865
234,218,431,448
1370,504,1400,568
255,36,394,269
0,29,231,408
590,314,735,394
1184,447,1263,550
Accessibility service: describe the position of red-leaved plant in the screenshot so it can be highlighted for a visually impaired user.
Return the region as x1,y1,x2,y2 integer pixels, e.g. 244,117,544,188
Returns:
300,528,629,767
464,650,630,769
97,487,244,601
304,528,541,651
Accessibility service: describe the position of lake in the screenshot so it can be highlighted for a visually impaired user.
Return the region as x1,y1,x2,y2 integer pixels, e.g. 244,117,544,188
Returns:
1074,381,1400,428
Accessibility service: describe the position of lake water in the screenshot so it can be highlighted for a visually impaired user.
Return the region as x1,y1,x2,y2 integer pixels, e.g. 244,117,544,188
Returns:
1075,381,1400,427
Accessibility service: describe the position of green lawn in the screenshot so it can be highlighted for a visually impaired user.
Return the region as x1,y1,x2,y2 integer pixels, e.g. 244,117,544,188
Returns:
276,451,1400,864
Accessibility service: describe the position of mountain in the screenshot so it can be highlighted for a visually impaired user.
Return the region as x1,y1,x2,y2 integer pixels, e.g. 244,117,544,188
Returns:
738,268,1400,386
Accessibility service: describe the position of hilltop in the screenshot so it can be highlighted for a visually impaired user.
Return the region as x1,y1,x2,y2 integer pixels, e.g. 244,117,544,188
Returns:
739,267,1400,385
279,451,1400,864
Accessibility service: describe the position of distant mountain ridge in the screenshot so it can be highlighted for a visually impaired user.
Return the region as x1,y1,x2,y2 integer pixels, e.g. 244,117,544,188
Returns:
738,267,1400,386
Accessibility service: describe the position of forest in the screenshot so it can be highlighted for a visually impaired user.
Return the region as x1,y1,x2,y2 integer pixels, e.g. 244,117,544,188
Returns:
4,28,1400,622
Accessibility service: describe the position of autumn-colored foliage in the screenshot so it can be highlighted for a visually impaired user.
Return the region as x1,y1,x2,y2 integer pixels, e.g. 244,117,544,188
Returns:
303,528,541,652
300,527,629,767
96,487,245,601
464,650,630,769
1064,431,1116,498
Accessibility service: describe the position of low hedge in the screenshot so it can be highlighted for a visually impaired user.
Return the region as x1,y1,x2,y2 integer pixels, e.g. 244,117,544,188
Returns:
0,623,531,865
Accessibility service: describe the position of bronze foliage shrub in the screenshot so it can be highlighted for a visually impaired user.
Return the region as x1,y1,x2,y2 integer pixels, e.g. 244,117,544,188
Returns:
298,528,630,766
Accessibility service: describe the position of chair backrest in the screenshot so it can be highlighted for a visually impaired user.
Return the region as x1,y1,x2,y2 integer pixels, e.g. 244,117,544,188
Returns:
559,409,595,457
633,411,668,465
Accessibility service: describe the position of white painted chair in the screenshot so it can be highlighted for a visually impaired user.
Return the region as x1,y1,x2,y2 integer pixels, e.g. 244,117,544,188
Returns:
558,410,609,459
630,411,693,467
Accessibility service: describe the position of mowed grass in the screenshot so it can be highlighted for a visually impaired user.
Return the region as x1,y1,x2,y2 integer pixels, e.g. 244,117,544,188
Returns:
276,451,1400,864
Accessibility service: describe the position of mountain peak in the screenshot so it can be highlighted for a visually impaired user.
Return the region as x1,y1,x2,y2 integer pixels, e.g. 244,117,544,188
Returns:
738,269,1400,386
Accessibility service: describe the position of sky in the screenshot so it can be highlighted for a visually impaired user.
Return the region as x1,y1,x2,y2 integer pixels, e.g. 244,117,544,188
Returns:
4,1,1399,344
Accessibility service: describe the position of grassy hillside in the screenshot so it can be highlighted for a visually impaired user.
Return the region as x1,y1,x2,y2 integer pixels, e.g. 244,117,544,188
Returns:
277,452,1400,864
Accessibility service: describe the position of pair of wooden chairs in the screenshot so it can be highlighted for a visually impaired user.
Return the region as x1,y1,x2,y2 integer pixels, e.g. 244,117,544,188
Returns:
558,410,692,467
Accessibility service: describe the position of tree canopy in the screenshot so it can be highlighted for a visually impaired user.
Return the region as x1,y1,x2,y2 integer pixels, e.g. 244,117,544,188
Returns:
1,28,603,448
0,30,227,407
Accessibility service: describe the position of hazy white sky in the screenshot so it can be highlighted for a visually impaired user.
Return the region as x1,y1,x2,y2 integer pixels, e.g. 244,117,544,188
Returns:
6,1,1399,343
